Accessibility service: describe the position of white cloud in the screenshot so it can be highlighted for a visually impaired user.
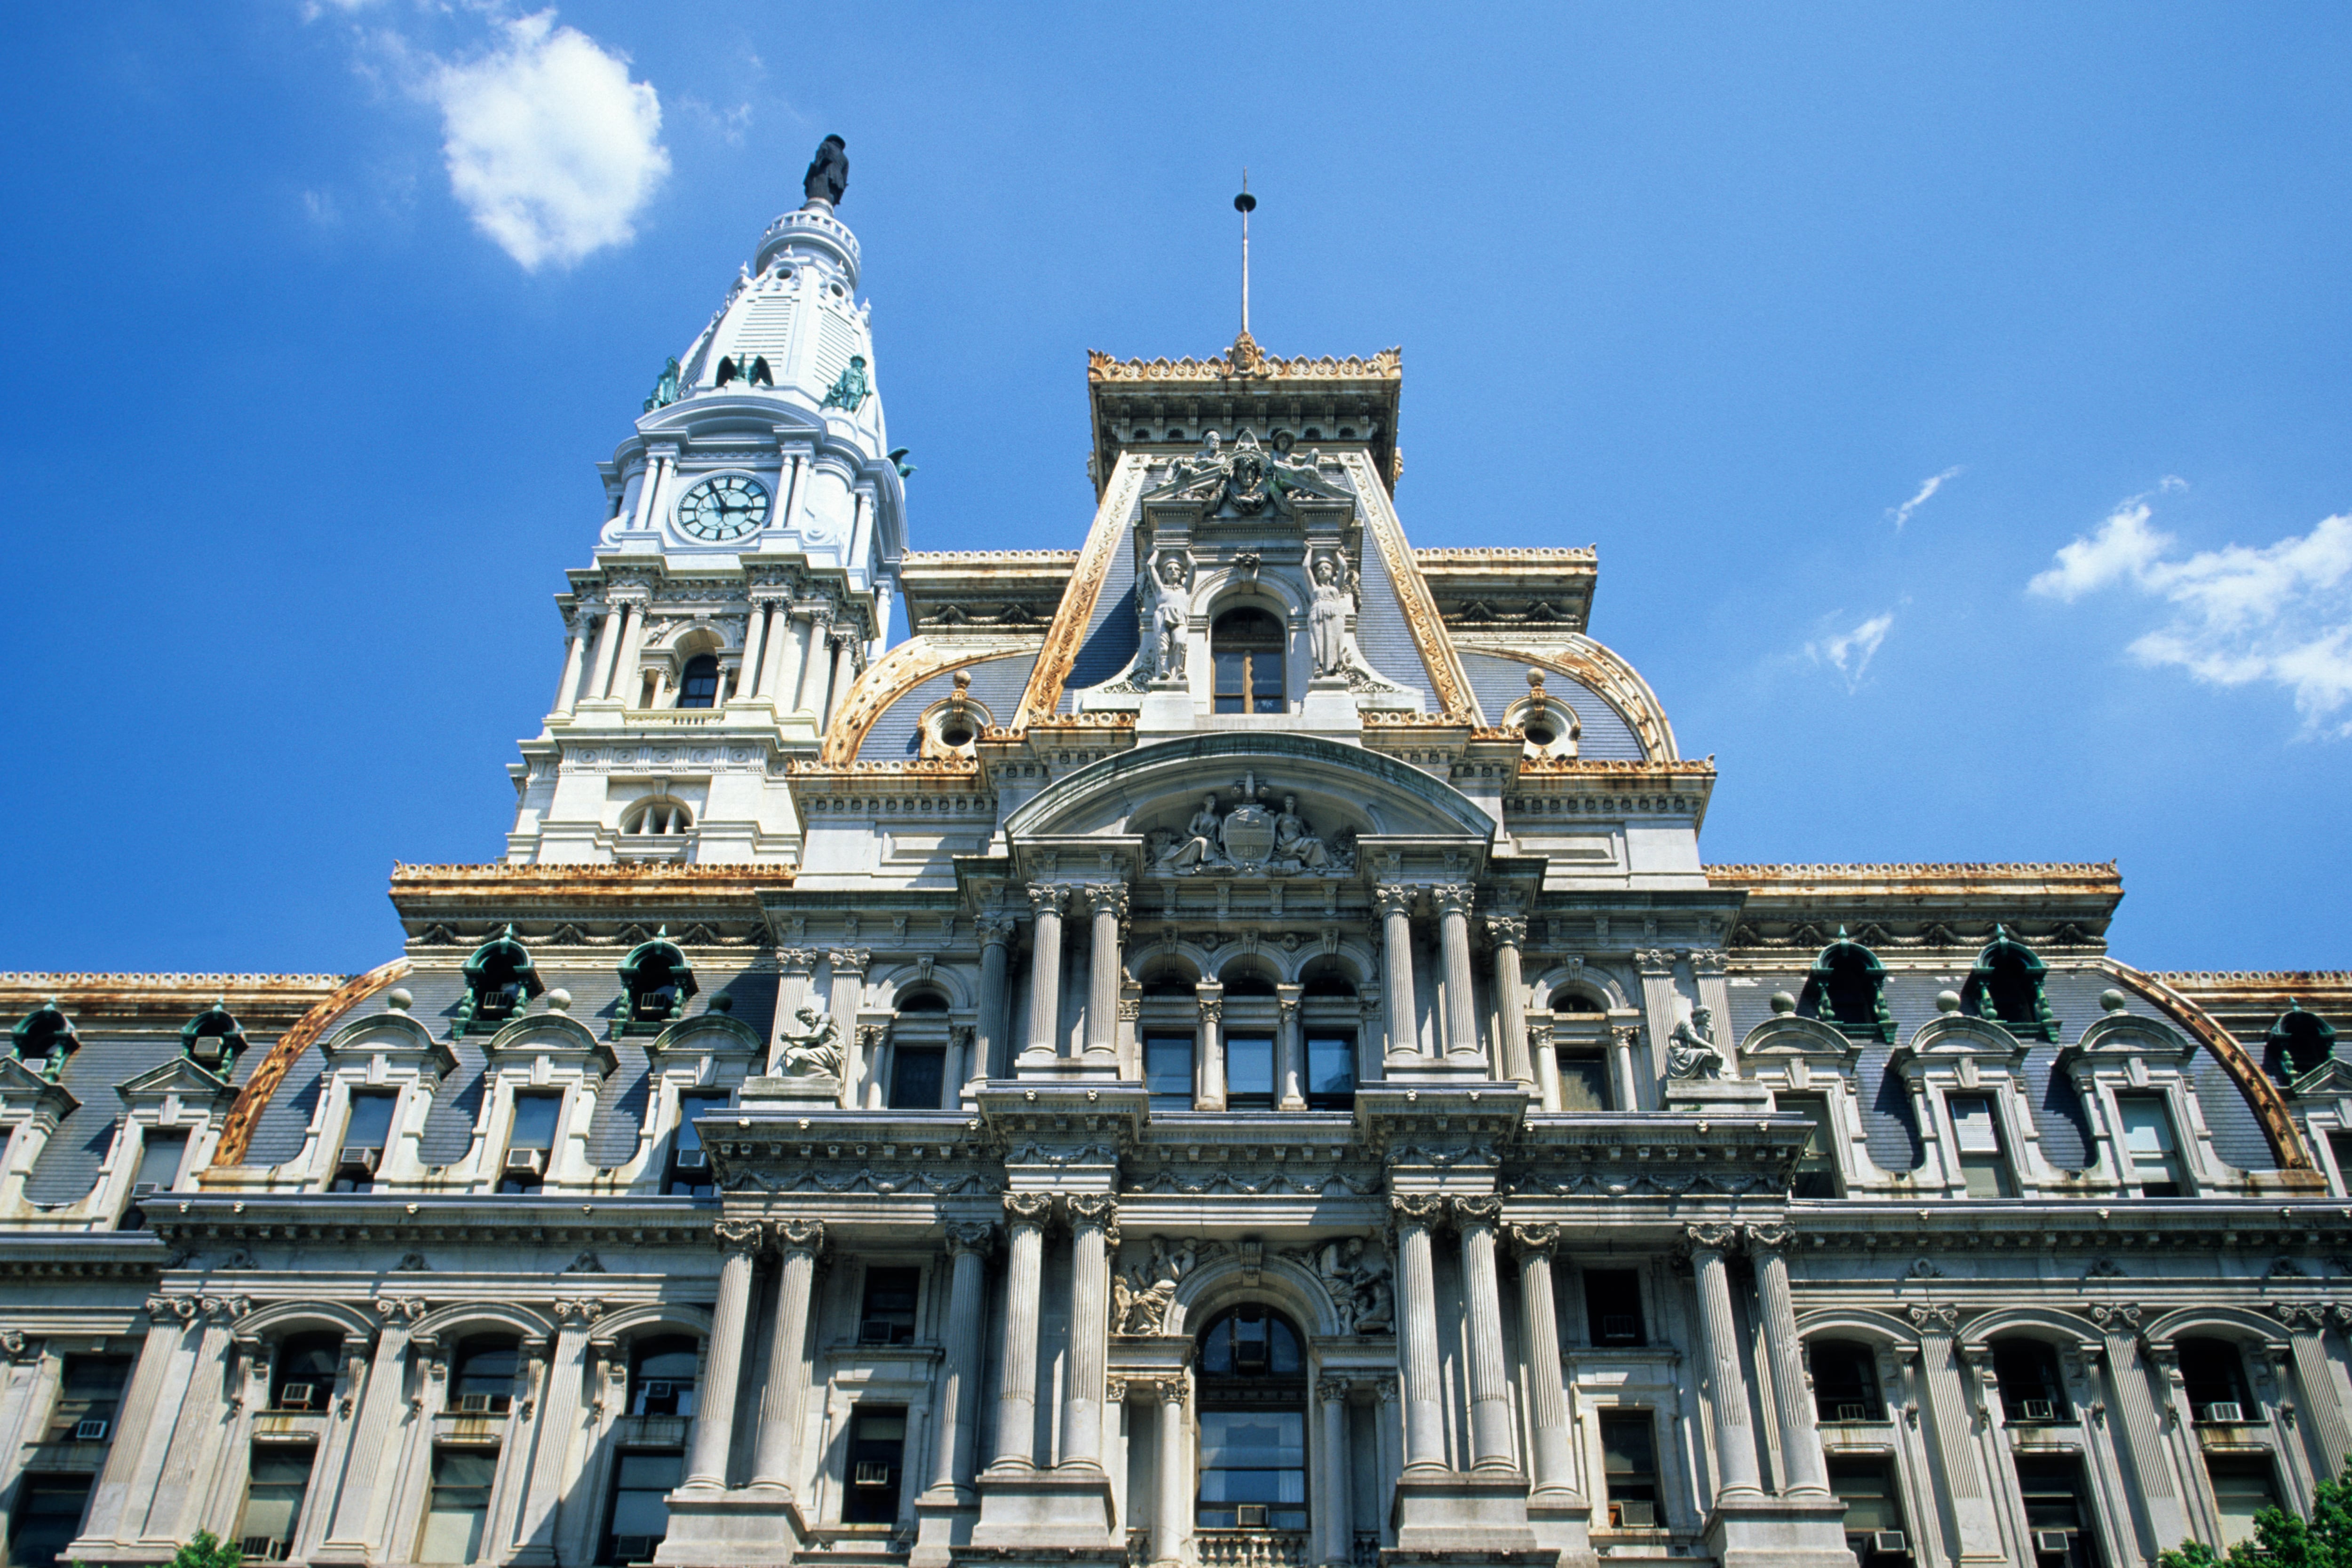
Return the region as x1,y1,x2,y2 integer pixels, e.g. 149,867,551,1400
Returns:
1887,466,1963,530
2031,488,2352,735
1806,611,1896,689
422,12,669,271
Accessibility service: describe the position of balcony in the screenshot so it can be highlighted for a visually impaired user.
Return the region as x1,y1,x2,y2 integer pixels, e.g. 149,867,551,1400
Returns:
1196,1531,1310,1568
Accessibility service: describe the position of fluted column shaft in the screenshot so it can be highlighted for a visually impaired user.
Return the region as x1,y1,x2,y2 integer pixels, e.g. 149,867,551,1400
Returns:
1510,1227,1578,1498
1435,885,1479,1059
1377,887,1420,1061
1277,986,1305,1110
829,950,870,1109
1454,1199,1516,1470
685,1224,762,1488
1392,1197,1446,1471
1085,886,1125,1060
1747,1226,1827,1495
750,1221,826,1489
319,1304,421,1550
1318,1379,1353,1567
1152,1381,1190,1568
973,919,1013,1082
584,605,624,701
552,624,587,715
1685,1225,1762,1497
1487,917,1533,1086
790,608,831,713
613,598,650,704
2281,1307,2352,1479
929,1225,995,1496
2092,1305,2189,1554
1061,1195,1115,1470
1023,886,1066,1063
735,600,771,700
1196,988,1225,1110
515,1303,596,1556
990,1196,1051,1470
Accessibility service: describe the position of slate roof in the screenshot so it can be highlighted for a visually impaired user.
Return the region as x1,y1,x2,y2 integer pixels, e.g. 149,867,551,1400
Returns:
1457,653,1645,761
857,653,1038,762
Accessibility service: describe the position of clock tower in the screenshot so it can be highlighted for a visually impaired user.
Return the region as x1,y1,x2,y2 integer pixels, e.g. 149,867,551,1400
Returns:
505,141,906,865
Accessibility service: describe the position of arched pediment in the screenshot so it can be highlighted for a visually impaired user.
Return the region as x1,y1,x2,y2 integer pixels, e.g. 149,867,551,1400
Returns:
648,1013,763,1058
1794,1307,1922,1351
1165,1249,1344,1341
2139,1305,2290,1352
1741,1012,1862,1064
1891,1012,2026,1070
412,1301,556,1348
235,1299,379,1346
1958,1305,2101,1353
589,1302,715,1346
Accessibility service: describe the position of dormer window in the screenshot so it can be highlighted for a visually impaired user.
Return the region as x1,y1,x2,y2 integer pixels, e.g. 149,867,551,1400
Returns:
2265,1001,2336,1082
675,654,722,709
180,1000,247,1073
619,931,698,1033
9,999,78,1077
455,928,544,1037
1212,607,1286,714
1799,932,1896,1043
1963,928,2057,1043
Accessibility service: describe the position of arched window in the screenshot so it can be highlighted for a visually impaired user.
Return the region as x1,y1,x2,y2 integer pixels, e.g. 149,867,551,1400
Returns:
1799,931,1895,1043
1195,1305,1308,1534
618,932,698,1030
676,654,722,709
450,1336,518,1415
1212,607,1286,714
1963,927,2057,1042
1807,1339,1883,1422
271,1331,343,1412
457,926,543,1035
1989,1338,2068,1424
2178,1337,2253,1423
2265,1002,2336,1082
628,1335,700,1418
622,798,695,836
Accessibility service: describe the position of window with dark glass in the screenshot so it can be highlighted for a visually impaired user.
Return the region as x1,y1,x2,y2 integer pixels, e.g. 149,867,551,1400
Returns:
48,1354,128,1443
1145,1035,1195,1108
1966,930,2058,1042
1828,1457,1906,1562
1195,1306,1307,1532
1808,1340,1883,1422
332,1091,397,1193
2015,1456,2099,1568
602,1450,683,1563
2116,1095,2184,1196
2330,1132,2352,1196
666,1093,725,1197
272,1333,342,1413
1584,1269,1645,1346
888,1044,946,1109
450,1337,518,1416
859,1267,920,1346
2207,1456,2281,1551
1992,1339,2067,1424
1305,1035,1354,1109
1779,1093,1838,1198
2180,1338,2253,1423
1557,1052,1611,1111
1800,938,1895,1043
238,1444,315,1560
118,1129,189,1229
1212,607,1286,714
418,1448,496,1563
499,1092,561,1194
627,1337,700,1418
1225,1036,1274,1110
1598,1411,1659,1528
1948,1094,2015,1198
8,1474,93,1568
842,1407,908,1524
675,654,721,709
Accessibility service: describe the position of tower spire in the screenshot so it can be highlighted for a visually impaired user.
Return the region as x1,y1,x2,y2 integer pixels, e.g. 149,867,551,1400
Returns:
1234,172,1256,342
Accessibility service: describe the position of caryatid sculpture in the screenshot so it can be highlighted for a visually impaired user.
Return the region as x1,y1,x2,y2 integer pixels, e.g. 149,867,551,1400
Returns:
1144,554,1190,680
803,135,849,208
1309,556,1351,676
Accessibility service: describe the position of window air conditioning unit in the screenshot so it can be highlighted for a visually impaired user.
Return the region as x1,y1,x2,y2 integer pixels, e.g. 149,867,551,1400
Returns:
2200,1401,2245,1424
2019,1399,2058,1422
1869,1531,1909,1557
505,1148,547,1175
73,1418,109,1442
277,1383,317,1410
858,1319,897,1346
131,1183,160,1199
1235,1505,1269,1529
1834,1403,1871,1422
341,1146,382,1174
853,1461,893,1486
239,1538,289,1562
2032,1529,2074,1557
643,1381,676,1401
1601,1315,1638,1342
673,1148,708,1171
456,1393,495,1414
1613,1500,1656,1528
612,1536,657,1562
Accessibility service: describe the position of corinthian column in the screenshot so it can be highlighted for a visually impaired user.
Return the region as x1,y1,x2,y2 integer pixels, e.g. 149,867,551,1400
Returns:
1376,885,1421,1063
988,1194,1053,1471
750,1220,826,1490
829,949,871,1108
1060,1194,1117,1470
1151,1378,1190,1568
1433,884,1480,1060
1084,885,1127,1063
1683,1223,1763,1498
1195,985,1226,1110
1317,1377,1354,1567
1508,1225,1579,1501
1021,885,1067,1066
684,1221,763,1488
1276,984,1306,1110
2277,1305,2352,1480
1453,1197,1517,1470
316,1296,427,1557
2089,1303,2191,1550
513,1298,600,1559
1391,1195,1447,1472
1745,1224,1827,1495
973,917,1014,1083
927,1224,996,1498
1485,915,1534,1086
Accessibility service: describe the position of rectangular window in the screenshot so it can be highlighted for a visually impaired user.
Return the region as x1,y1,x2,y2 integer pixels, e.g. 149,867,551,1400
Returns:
417,1448,496,1564
1948,1095,2016,1198
49,1354,130,1443
1557,1052,1611,1112
858,1267,920,1347
1779,1092,1838,1197
8,1474,93,1568
1196,1409,1308,1530
887,1046,946,1110
604,1450,683,1563
1584,1269,1645,1346
2015,1456,2099,1568
499,1093,561,1194
666,1094,726,1198
1305,1035,1354,1109
1144,1035,1195,1108
1598,1411,1659,1528
1809,1341,1884,1422
238,1445,315,1561
333,1092,398,1193
1225,1036,1274,1110
2207,1457,2281,1550
2117,1095,2184,1196
119,1129,190,1229
842,1407,908,1525
1828,1457,1904,1560
1212,652,1286,715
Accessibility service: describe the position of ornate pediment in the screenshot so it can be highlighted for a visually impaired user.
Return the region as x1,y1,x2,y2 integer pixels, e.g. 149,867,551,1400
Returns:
1142,771,1357,880
1140,431,1354,519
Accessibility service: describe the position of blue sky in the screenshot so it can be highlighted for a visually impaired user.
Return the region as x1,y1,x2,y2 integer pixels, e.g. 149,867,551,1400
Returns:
3,3,2347,976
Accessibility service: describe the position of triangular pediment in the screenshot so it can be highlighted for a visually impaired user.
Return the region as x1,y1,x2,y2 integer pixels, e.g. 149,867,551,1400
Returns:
115,1056,235,1106
0,1055,77,1118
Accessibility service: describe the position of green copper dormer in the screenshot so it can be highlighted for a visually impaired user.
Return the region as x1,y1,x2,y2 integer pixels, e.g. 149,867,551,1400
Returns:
2265,998,2337,1083
180,998,248,1073
618,927,698,1035
1962,927,2058,1044
454,925,546,1038
8,998,77,1080
1798,929,1897,1044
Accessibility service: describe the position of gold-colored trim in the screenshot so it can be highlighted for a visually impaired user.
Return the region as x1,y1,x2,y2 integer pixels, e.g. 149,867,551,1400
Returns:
209,956,412,1170
1013,453,1151,730
1087,344,1401,384
818,634,1042,765
1345,451,1478,724
1451,635,1680,762
2104,959,2320,1177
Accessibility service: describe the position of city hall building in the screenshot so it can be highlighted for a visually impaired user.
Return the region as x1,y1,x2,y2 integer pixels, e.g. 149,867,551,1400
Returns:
2,163,2349,1568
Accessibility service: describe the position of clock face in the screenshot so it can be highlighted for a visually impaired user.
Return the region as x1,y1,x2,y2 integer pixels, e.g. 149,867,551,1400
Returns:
676,474,770,541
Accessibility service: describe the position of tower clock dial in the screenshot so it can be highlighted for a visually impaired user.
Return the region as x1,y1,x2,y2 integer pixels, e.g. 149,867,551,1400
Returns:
676,474,770,541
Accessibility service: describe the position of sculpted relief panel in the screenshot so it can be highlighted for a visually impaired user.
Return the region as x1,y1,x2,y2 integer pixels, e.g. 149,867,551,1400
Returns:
1143,775,1356,879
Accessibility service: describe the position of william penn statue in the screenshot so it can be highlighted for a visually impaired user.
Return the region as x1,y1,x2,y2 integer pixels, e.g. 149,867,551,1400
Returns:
803,134,849,208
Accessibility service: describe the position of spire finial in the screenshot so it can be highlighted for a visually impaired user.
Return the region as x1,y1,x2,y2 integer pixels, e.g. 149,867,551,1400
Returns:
1234,172,1257,341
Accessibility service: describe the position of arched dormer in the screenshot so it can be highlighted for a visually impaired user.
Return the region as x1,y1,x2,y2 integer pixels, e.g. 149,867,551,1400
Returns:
619,930,699,1034
1964,927,2058,1043
180,999,248,1074
9,999,77,1078
1798,930,1896,1044
455,926,545,1037
2265,1000,2337,1083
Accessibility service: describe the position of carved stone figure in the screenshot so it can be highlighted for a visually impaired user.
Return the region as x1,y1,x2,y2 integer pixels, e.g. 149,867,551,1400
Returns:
803,135,849,207
1309,557,1350,676
1144,555,1190,680
1159,794,1229,873
1316,1236,1395,1334
1271,795,1332,872
776,1002,842,1077
1666,1006,1725,1081
1111,1236,1196,1334
820,355,871,413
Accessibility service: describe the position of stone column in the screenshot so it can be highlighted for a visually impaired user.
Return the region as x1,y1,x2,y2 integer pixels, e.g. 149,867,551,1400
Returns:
828,949,870,1108
1434,884,1480,1061
613,597,651,705
1453,1197,1517,1471
684,1223,763,1488
1376,885,1421,1063
990,1194,1054,1471
552,619,588,715
1084,885,1127,1063
827,628,861,728
317,1296,427,1555
584,604,624,702
928,1224,996,1497
1276,984,1306,1110
1683,1223,1763,1498
1508,1225,1579,1501
513,1298,600,1560
946,1026,976,1108
1906,1305,2007,1563
763,603,800,703
1746,1224,1827,1495
1151,1378,1190,1568
1318,1377,1354,1567
1391,1195,1448,1472
1486,915,1534,1087
2089,1303,2191,1551
750,1220,826,1490
1022,885,1067,1065
973,917,1015,1083
791,604,833,714
2276,1305,2352,1480
1195,985,1226,1110
1634,950,1682,1101
1061,1194,1116,1471
1610,1026,1644,1114
1528,1018,1562,1111
73,1296,196,1548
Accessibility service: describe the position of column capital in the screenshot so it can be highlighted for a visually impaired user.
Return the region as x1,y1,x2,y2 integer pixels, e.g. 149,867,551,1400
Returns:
2271,1303,2330,1333
1481,914,1528,948
1389,1193,1446,1228
777,946,820,974
1375,1378,1400,1404
776,1218,827,1259
1198,996,1224,1026
1275,985,1301,1020
1506,1222,1561,1260
1904,1303,1960,1334
1004,1191,1055,1228
552,1297,606,1326
1744,1221,1795,1255
714,1218,768,1257
371,1295,431,1326
1430,883,1476,918
1449,1194,1502,1229
1680,1220,1740,1258
945,1220,998,1258
1064,1192,1119,1231
977,915,1017,946
1636,947,1678,977
827,947,873,977
1027,882,1069,918
1151,1376,1190,1408
1373,882,1418,919
1086,883,1131,921
1316,1375,1352,1404
1104,1376,1128,1403
1688,948,1728,978
2086,1302,2145,1333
